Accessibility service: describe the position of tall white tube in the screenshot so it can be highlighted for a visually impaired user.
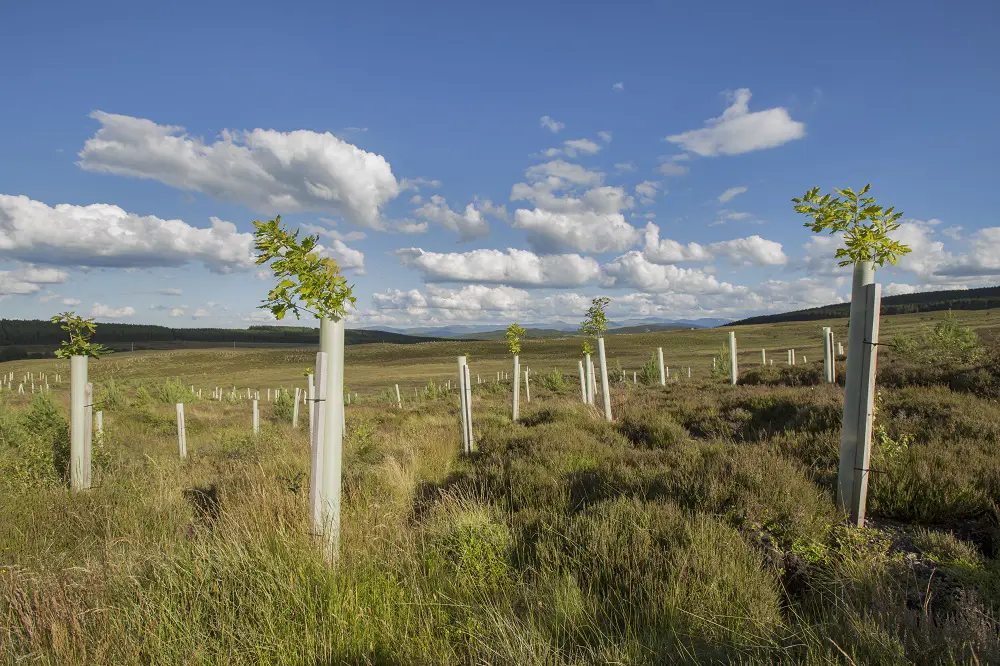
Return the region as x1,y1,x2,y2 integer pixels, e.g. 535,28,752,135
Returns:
657,347,666,386
321,316,345,559
309,351,328,536
837,261,876,523
728,331,738,385
70,355,87,491
578,360,586,403
512,355,520,421
597,338,612,422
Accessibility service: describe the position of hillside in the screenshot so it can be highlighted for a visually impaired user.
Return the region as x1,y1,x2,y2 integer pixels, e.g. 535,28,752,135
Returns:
0,319,445,361
730,284,1000,326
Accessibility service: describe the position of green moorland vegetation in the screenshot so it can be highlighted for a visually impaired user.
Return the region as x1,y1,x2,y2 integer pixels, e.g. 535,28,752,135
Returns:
1,309,999,664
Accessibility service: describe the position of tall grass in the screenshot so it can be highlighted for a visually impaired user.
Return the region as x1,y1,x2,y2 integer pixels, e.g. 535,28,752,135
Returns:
1,345,998,664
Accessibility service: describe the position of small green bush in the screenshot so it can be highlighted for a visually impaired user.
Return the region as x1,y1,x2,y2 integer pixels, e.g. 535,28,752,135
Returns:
892,311,985,365
711,344,731,380
97,378,129,411
540,368,565,392
271,388,294,422
157,379,195,404
638,353,660,385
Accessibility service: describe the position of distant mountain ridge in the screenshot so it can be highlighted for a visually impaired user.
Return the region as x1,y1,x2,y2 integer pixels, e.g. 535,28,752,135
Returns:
363,317,730,339
729,285,1000,326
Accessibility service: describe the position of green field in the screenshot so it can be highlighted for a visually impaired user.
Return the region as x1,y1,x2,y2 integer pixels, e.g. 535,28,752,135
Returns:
1,309,999,664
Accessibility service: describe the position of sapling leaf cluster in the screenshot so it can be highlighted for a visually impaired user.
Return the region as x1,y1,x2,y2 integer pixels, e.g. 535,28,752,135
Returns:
253,216,356,321
792,184,911,268
50,311,111,359
504,323,526,356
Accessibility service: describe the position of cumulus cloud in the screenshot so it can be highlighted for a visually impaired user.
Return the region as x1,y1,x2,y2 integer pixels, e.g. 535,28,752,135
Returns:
169,308,185,317
634,181,661,205
90,303,135,319
642,224,786,266
395,247,600,287
718,186,748,203
318,239,366,273
542,138,604,159
0,195,255,272
399,177,441,192
78,111,400,228
666,89,806,157
394,220,430,234
414,195,491,241
303,221,366,242
657,154,690,177
601,251,751,294
62,298,81,306
513,209,641,254
0,265,69,297
540,115,565,133
612,82,625,92
598,131,612,143
366,284,598,325
510,161,642,253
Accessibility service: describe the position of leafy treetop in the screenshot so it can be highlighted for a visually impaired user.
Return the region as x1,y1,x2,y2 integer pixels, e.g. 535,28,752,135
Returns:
505,323,526,356
792,184,911,268
253,216,356,321
580,297,611,339
581,340,593,356
50,311,112,359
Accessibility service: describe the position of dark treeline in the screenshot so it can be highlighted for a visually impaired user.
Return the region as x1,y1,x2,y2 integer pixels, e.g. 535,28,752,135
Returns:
731,285,1000,326
0,319,445,360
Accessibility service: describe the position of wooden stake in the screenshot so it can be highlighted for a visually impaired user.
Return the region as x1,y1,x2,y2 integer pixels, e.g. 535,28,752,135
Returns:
84,382,93,488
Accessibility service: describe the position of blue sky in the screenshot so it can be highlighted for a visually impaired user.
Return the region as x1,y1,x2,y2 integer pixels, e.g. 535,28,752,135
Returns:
1,0,998,328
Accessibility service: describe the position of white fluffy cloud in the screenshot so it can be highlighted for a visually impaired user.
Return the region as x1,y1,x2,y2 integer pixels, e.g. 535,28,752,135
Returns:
367,284,598,325
0,265,69,297
658,154,690,177
718,186,748,203
540,115,565,133
598,131,612,143
78,111,400,228
413,195,491,241
634,181,661,205
513,209,641,254
0,195,255,272
642,224,786,266
395,247,600,287
601,251,749,294
318,239,366,273
612,82,625,92
90,303,135,319
510,160,642,253
302,221,367,243
666,89,806,157
542,138,603,159
801,220,1000,284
